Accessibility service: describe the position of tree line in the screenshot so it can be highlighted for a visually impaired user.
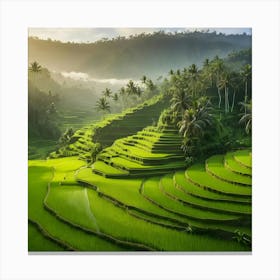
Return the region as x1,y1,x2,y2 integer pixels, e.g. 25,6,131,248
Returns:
160,56,252,160
28,62,60,139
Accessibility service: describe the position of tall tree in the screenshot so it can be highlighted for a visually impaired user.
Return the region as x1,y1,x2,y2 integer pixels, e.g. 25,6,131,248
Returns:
29,61,42,83
170,88,192,117
229,72,241,112
240,64,252,114
126,80,137,96
141,75,147,84
112,92,119,101
102,88,112,98
218,71,231,113
239,100,252,134
187,64,201,97
211,56,225,108
178,96,213,155
95,97,110,118
29,61,42,73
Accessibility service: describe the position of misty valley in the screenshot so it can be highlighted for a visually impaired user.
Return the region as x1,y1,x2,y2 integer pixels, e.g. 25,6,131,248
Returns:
28,29,252,252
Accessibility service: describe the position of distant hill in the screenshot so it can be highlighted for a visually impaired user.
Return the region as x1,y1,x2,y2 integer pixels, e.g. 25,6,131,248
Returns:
28,31,251,79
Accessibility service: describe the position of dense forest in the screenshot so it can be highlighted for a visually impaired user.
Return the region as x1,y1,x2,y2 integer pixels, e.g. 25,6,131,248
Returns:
28,46,251,159
28,31,251,79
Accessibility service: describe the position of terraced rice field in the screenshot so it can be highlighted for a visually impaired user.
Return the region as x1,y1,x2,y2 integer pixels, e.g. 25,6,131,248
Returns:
28,124,252,252
51,94,168,161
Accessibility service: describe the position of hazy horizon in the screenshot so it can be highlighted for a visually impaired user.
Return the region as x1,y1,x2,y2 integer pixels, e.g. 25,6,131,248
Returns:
28,27,251,43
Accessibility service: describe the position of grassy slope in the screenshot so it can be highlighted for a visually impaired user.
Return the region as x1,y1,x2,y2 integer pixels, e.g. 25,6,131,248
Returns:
161,174,251,214
76,167,251,237
28,139,57,160
28,140,252,251
47,181,248,251
28,222,64,251
28,158,125,251
55,94,168,161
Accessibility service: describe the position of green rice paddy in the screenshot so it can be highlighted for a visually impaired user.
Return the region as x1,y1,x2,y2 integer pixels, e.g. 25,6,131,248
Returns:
29,122,252,251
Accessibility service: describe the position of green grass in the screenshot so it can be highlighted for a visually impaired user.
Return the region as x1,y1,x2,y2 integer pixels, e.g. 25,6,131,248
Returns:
85,187,248,251
161,174,251,215
28,158,126,251
206,155,252,185
28,138,57,159
76,168,190,225
76,168,251,235
110,156,186,171
55,94,168,159
112,139,183,160
234,150,252,168
28,221,65,251
92,161,129,176
186,164,252,196
142,177,241,222
45,186,100,231
29,148,252,251
174,171,251,203
224,152,252,176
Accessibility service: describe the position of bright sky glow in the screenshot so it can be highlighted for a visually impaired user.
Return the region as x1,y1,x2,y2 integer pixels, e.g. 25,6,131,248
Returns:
28,28,251,43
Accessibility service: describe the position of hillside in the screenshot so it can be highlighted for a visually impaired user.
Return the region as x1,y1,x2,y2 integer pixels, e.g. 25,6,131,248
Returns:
52,94,168,161
28,31,251,79
28,148,251,251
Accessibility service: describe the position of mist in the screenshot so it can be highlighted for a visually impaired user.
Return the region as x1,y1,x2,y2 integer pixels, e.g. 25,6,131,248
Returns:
60,71,139,86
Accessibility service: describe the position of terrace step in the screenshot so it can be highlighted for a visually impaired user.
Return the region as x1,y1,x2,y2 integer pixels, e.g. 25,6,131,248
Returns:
174,171,251,204
233,150,252,169
224,152,252,176
141,177,242,223
205,155,252,186
160,174,251,215
185,164,251,197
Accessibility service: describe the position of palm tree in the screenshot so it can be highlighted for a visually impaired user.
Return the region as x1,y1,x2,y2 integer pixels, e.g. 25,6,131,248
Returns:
240,64,252,114
112,92,119,101
95,97,110,118
90,142,102,163
229,72,241,112
29,61,42,73
28,61,42,82
187,64,201,97
178,97,213,149
146,79,156,93
203,58,210,68
218,71,231,113
118,87,127,109
239,100,252,134
135,86,142,97
141,75,147,84
202,58,214,88
170,89,192,117
102,88,112,98
126,80,137,96
211,57,225,108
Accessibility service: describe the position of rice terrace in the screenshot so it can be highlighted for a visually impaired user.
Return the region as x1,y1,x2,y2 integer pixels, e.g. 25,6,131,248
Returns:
28,28,252,252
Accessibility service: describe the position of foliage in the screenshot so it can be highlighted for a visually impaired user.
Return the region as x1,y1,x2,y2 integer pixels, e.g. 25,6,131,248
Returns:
90,142,102,163
28,81,60,140
95,97,111,115
29,32,251,79
59,128,74,146
29,61,42,73
239,100,252,134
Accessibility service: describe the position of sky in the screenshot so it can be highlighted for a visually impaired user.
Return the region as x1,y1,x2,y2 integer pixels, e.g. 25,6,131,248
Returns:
28,28,251,43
